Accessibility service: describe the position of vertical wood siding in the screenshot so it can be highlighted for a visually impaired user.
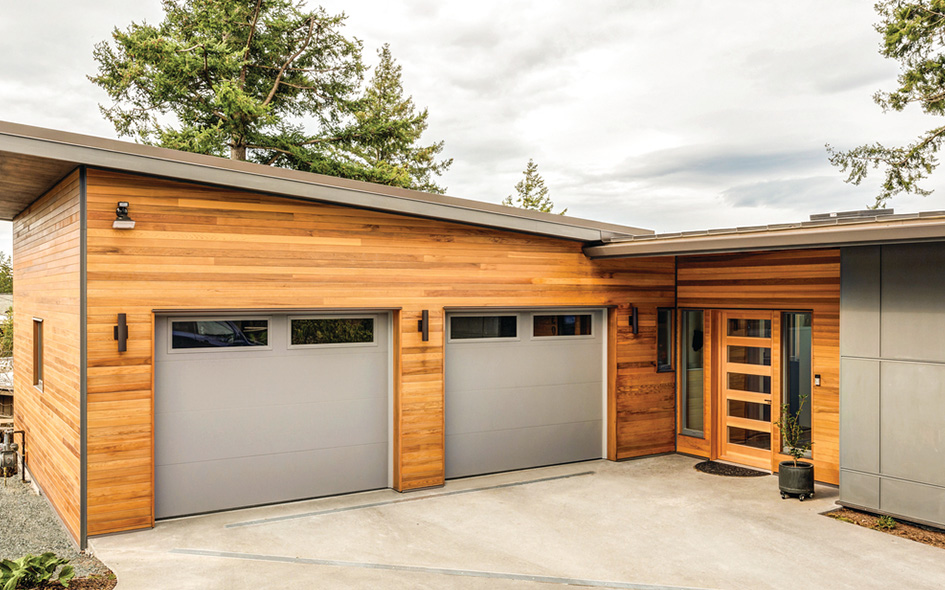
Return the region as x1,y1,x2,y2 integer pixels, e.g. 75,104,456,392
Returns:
82,169,676,535
676,250,841,484
12,171,83,542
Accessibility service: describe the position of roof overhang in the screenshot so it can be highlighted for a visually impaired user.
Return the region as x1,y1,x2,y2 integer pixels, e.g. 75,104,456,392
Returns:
584,212,945,258
0,121,652,242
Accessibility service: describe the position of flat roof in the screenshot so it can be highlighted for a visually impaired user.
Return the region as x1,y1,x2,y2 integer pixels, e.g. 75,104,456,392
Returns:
584,210,945,258
0,120,653,242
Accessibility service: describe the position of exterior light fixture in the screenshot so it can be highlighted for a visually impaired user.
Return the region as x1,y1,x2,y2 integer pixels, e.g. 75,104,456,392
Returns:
418,310,429,341
113,201,135,229
629,306,639,335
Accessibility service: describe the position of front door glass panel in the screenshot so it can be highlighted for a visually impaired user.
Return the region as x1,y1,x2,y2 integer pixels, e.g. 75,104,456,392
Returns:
727,319,771,338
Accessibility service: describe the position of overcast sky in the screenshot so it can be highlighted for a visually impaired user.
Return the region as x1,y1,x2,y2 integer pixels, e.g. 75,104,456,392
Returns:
2,0,945,258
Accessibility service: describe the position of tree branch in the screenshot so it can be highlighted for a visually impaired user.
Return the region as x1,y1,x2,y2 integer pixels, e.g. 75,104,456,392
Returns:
262,16,317,107
240,0,264,89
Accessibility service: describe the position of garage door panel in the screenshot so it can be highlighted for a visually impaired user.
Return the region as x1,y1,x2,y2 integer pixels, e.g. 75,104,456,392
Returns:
445,421,601,479
154,314,389,518
156,397,387,465
447,343,600,389
445,383,602,435
155,441,387,518
445,310,604,479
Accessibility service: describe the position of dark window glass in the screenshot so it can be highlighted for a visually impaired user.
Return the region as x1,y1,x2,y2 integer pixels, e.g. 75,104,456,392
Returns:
782,312,813,454
172,320,269,349
681,310,704,436
533,314,592,337
728,426,771,450
657,308,674,372
728,372,771,394
291,318,374,345
450,316,517,340
33,319,43,389
728,399,771,422
727,319,771,338
727,345,771,366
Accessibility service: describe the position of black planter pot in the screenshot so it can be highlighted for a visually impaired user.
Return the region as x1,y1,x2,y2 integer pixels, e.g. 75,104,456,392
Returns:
778,461,814,501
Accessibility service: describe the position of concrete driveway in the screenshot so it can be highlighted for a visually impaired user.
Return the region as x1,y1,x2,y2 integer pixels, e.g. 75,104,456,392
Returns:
90,455,945,589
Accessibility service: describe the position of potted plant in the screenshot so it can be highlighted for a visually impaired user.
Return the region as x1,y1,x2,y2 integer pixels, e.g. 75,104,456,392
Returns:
775,394,814,500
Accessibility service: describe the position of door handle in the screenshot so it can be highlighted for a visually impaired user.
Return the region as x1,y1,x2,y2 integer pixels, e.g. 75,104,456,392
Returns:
763,399,771,404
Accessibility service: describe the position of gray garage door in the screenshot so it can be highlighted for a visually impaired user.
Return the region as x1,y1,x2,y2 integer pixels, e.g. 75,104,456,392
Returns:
154,313,388,518
445,309,604,479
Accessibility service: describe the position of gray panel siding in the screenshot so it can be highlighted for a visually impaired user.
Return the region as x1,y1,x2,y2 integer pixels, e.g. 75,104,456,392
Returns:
154,314,388,518
839,358,879,473
445,310,603,479
839,246,880,358
881,243,945,363
840,244,945,528
880,361,945,488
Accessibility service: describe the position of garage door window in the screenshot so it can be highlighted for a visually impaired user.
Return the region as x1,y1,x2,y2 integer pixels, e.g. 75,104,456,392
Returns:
449,316,517,340
171,319,269,350
290,317,375,347
533,314,592,337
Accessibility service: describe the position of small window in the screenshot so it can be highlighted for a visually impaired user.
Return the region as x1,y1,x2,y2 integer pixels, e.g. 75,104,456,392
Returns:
290,317,375,346
533,314,592,337
680,310,705,437
171,319,269,349
657,308,674,372
33,319,43,390
450,316,517,340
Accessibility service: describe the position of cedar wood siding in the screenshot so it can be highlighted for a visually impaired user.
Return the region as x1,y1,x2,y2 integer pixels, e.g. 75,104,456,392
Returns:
12,170,83,542
675,249,841,484
84,169,676,535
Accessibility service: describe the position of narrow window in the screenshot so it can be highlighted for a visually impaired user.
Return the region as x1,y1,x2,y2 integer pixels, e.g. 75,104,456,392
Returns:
450,316,517,340
32,319,43,390
782,312,813,455
171,319,269,349
656,308,674,372
290,317,375,346
533,314,592,337
680,310,704,436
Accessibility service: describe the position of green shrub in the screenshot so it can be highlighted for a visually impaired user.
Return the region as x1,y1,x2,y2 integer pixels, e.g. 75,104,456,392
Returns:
875,515,897,531
0,552,75,589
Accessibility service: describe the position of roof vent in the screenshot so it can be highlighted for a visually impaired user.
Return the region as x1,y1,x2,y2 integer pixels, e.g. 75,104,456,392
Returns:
809,209,894,221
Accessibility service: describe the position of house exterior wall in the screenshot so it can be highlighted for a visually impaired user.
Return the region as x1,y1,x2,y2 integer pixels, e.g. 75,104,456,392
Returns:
12,170,83,542
675,249,841,484
83,168,676,536
840,243,945,528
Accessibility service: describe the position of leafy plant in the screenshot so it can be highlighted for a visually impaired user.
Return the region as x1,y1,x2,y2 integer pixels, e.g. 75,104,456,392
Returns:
775,394,812,466
0,553,75,589
875,515,898,531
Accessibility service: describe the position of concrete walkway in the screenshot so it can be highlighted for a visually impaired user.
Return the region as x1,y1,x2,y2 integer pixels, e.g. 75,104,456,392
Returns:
90,455,945,589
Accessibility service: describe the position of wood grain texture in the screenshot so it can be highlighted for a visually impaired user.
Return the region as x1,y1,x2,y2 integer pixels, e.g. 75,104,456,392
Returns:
12,170,83,543
676,250,841,484
83,169,677,534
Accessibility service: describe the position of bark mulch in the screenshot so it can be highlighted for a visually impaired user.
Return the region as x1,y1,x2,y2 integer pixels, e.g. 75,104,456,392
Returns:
694,460,770,477
826,507,945,550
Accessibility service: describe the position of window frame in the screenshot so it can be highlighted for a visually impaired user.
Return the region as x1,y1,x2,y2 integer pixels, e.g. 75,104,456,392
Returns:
447,313,520,343
656,307,675,373
780,310,814,459
530,313,594,340
287,315,379,349
167,316,272,354
32,318,43,391
679,309,705,438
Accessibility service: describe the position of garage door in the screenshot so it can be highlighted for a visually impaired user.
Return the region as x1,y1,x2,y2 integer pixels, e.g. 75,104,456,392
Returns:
154,313,388,518
445,309,604,479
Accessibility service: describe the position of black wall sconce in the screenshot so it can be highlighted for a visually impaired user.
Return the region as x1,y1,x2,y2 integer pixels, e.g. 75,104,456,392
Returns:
113,201,135,229
629,306,639,335
418,310,429,342
113,313,128,353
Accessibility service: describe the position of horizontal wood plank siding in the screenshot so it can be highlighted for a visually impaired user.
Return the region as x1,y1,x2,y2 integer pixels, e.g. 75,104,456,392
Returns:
12,170,83,543
676,250,841,484
84,169,676,534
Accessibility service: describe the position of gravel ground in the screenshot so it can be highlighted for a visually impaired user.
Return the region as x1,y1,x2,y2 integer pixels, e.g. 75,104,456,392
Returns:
0,471,111,579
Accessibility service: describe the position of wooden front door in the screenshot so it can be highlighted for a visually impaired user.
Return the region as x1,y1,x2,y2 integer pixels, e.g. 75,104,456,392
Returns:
718,311,780,470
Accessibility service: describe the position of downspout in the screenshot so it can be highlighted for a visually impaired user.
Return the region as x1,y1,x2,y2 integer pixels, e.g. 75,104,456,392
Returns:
79,166,88,550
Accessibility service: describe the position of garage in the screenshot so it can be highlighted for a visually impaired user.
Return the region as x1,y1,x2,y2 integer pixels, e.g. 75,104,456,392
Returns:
444,309,605,479
154,313,389,518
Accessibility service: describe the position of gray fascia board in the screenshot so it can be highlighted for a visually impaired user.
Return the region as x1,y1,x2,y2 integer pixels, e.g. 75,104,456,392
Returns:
0,122,651,241
584,220,945,258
